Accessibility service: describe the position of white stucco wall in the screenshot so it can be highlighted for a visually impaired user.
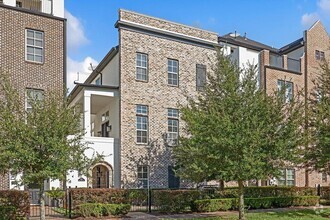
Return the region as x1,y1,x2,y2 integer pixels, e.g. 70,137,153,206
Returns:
65,137,120,188
3,0,64,18
102,54,120,86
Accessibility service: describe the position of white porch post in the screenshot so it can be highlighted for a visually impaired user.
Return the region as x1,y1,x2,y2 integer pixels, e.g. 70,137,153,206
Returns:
84,91,91,137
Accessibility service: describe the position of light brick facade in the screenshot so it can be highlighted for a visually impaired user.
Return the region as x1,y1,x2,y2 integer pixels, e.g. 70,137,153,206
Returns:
117,9,218,188
0,4,65,189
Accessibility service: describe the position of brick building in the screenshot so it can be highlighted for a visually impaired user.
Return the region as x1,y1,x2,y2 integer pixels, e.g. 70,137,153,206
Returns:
68,10,329,189
0,0,66,190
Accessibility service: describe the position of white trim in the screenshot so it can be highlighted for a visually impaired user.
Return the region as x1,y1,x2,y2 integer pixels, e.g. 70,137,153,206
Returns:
120,19,218,45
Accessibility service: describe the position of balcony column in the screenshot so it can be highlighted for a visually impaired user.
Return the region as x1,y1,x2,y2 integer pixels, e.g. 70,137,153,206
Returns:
84,91,91,137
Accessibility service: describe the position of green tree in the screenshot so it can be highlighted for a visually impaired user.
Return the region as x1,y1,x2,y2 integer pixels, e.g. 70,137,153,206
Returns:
0,74,97,220
173,52,304,220
307,62,330,175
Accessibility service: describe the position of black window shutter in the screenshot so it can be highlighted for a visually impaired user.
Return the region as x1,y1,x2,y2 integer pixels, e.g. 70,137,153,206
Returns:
168,166,180,189
196,64,206,91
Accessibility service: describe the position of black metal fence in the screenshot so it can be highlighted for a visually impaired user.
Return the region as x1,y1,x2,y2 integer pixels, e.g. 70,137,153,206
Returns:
28,189,68,219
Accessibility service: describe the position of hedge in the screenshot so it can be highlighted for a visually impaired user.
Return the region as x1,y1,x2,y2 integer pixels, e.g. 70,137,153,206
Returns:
69,188,129,209
320,186,330,200
76,203,131,217
193,196,320,212
0,190,30,219
201,187,317,199
153,190,200,213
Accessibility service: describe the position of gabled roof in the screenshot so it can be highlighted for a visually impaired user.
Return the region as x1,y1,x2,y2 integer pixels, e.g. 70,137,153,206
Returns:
68,46,119,100
219,33,277,52
279,37,304,54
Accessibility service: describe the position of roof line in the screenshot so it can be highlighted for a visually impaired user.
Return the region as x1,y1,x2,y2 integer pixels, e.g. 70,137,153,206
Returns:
119,8,218,35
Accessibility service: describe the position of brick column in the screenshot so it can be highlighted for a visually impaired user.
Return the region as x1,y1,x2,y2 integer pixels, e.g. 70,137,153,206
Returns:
283,55,288,69
259,50,269,89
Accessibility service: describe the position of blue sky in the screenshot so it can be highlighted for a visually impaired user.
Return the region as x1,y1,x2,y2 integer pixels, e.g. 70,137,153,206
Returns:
64,0,330,91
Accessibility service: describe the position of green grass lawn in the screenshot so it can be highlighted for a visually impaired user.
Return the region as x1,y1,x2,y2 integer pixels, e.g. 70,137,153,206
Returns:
184,208,330,220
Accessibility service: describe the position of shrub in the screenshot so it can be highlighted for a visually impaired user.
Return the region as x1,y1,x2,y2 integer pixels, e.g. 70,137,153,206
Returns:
193,196,320,212
320,186,330,200
153,190,200,213
193,198,234,212
320,199,330,205
76,203,103,218
128,189,148,206
0,206,17,220
76,203,131,217
102,204,131,216
0,190,29,219
70,188,129,209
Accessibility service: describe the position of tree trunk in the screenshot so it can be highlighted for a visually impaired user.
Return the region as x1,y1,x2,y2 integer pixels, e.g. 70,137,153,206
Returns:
39,182,46,220
219,180,225,190
238,180,245,220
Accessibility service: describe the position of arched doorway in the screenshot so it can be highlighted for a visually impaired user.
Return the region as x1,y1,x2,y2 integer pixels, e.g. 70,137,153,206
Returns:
91,163,113,188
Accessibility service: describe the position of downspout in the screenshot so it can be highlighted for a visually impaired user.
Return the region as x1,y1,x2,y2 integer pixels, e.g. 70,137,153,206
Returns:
303,30,309,187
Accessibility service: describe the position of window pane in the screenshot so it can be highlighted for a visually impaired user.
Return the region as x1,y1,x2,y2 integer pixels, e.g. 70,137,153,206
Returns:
27,39,34,45
35,56,42,63
27,54,34,61
27,46,34,54
35,32,43,39
35,48,42,55
27,30,34,38
35,40,43,47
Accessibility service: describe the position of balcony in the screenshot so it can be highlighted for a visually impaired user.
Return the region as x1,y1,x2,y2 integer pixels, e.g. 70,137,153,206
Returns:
1,0,54,15
287,58,301,72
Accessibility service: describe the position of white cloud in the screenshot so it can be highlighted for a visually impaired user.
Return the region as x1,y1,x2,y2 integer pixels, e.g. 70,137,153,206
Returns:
318,0,330,13
301,12,319,28
65,10,89,52
67,56,98,92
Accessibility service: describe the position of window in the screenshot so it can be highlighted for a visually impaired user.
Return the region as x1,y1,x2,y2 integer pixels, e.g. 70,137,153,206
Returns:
26,89,44,113
168,59,178,86
136,105,148,144
167,108,179,146
196,64,206,91
278,169,295,186
101,111,110,137
137,165,148,188
16,1,22,7
136,53,148,81
322,172,327,182
95,77,101,85
26,29,44,63
277,80,293,103
316,50,325,60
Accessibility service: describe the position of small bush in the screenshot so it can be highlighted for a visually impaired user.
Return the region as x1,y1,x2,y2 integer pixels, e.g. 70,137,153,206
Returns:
0,206,17,220
70,188,129,209
0,190,29,219
102,204,131,216
76,203,131,217
320,199,330,205
193,198,234,212
153,190,200,213
193,196,320,212
320,186,330,200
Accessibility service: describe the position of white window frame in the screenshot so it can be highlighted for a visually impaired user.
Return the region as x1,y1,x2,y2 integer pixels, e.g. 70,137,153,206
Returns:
168,59,179,86
136,53,148,81
277,80,293,103
167,108,179,146
25,88,44,113
136,105,148,144
25,29,44,63
137,165,149,188
278,169,295,186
